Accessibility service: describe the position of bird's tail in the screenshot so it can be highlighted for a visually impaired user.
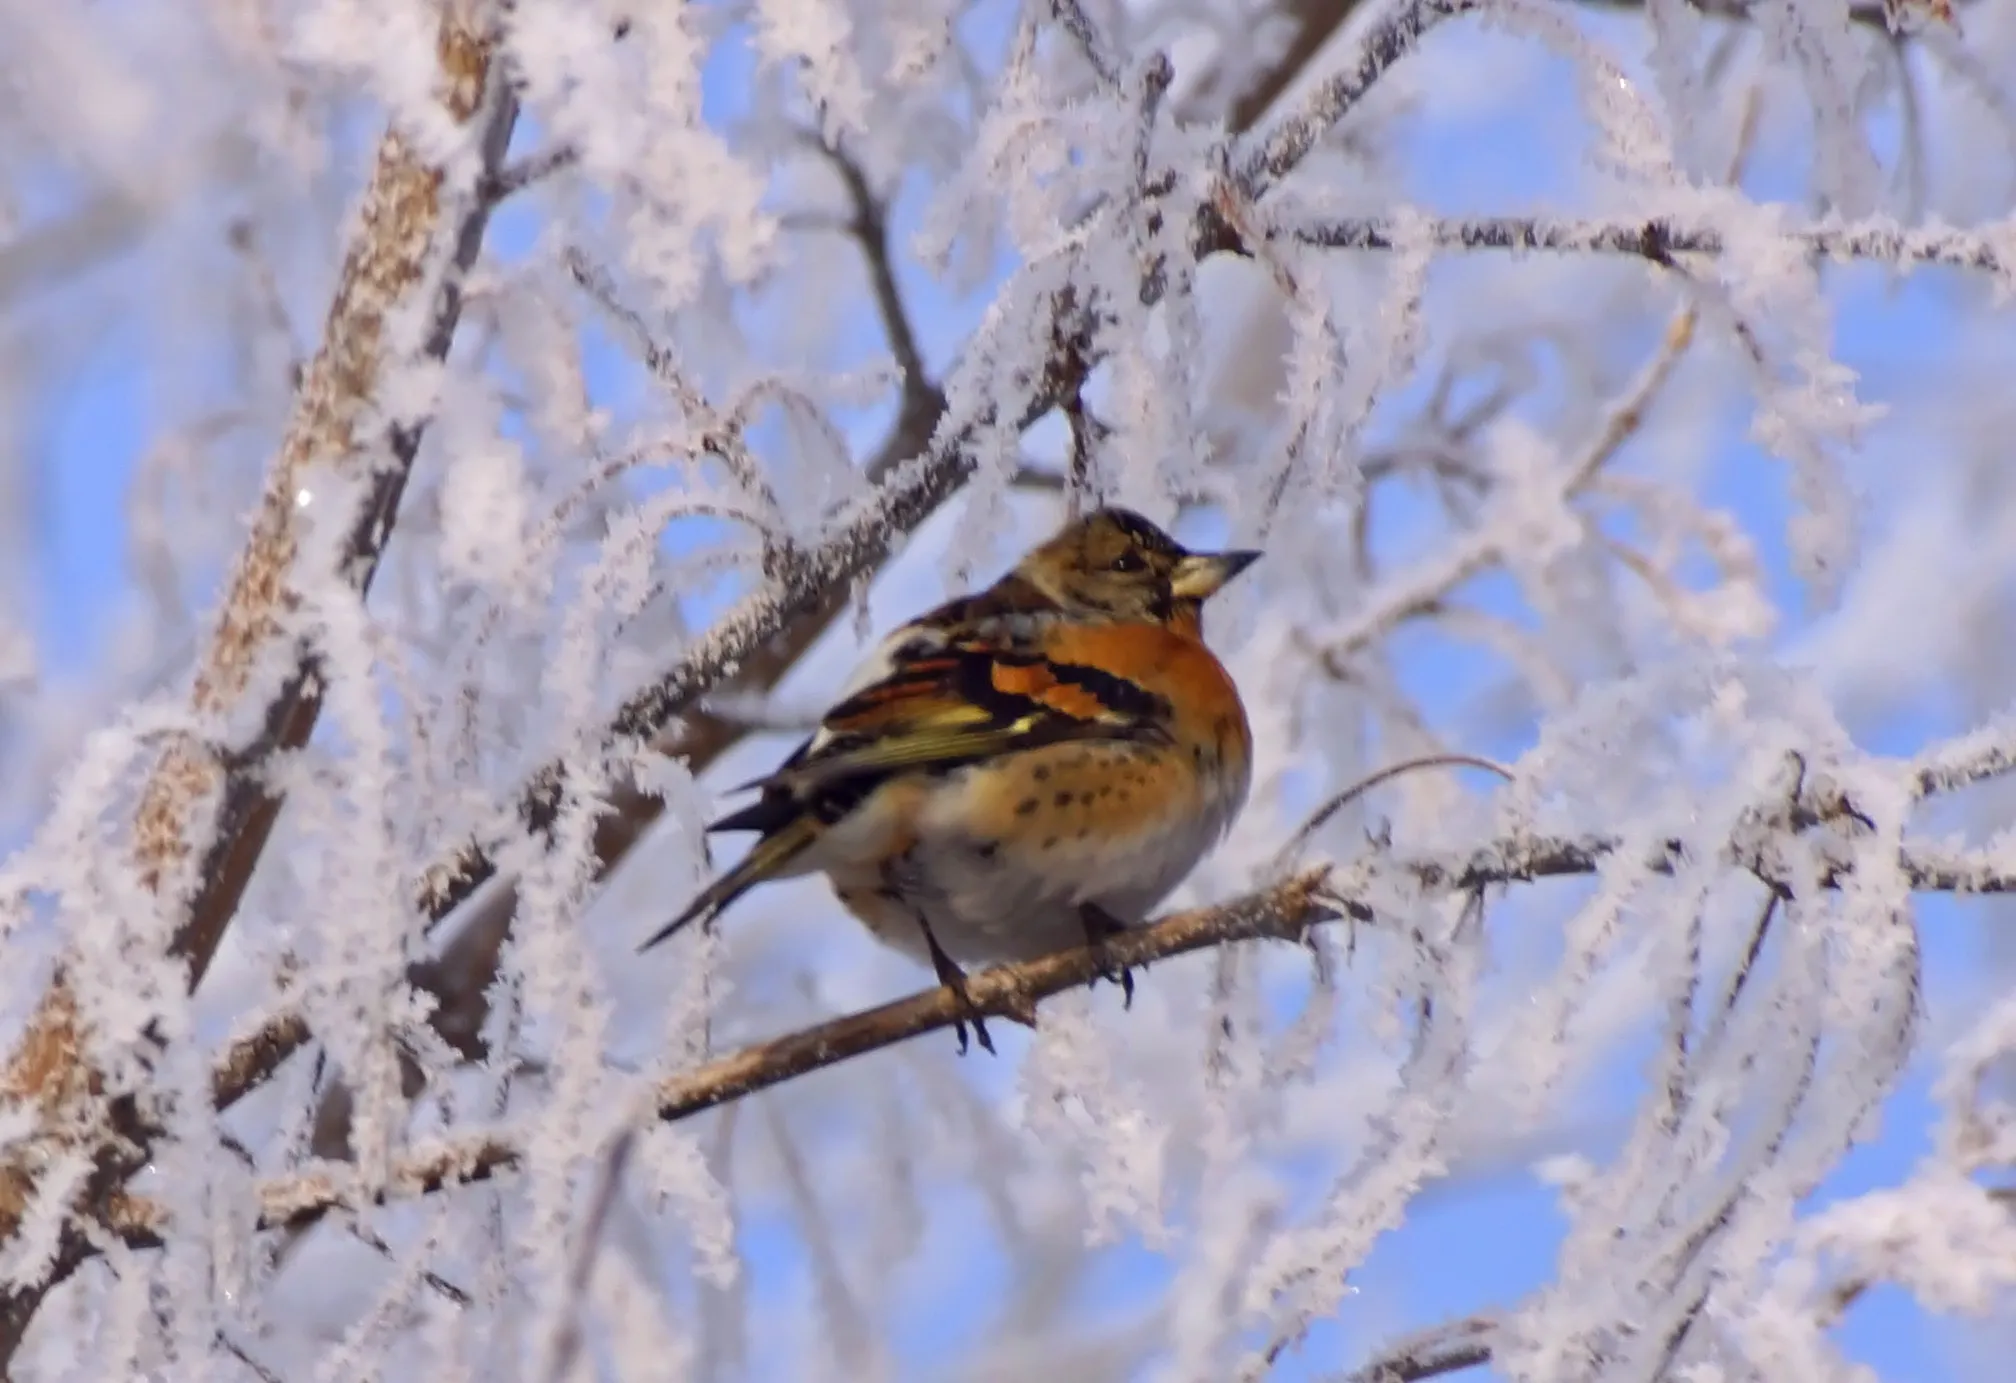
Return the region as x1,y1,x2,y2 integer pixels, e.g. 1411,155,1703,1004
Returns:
638,813,821,952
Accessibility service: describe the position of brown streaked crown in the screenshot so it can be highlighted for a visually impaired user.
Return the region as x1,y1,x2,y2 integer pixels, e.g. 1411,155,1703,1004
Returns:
1013,507,1260,625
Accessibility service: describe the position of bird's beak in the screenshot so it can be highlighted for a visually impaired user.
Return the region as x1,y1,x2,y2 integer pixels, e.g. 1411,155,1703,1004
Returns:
1170,549,1262,600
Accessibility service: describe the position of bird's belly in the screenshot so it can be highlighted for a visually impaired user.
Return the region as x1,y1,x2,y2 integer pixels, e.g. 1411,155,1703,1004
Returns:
827,763,1238,969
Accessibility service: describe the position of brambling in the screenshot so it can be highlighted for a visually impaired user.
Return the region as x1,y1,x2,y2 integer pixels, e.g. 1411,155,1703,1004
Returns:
643,507,1259,1053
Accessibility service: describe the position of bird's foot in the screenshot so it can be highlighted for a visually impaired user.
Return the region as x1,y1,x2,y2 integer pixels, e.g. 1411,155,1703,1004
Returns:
922,928,995,1056
1079,903,1136,1010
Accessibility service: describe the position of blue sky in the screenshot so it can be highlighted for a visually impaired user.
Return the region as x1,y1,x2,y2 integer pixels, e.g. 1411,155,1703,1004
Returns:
13,3,2011,1379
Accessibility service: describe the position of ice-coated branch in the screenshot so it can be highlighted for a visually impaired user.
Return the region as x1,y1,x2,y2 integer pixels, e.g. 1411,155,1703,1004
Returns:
1281,210,2014,276
0,6,518,1361
1051,0,1124,89
76,873,1332,1250
69,798,2016,1265
135,10,516,989
1338,1313,1499,1381
1237,0,1479,196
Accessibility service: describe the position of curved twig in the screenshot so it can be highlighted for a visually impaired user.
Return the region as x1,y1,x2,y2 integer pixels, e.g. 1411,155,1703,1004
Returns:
1271,754,1516,873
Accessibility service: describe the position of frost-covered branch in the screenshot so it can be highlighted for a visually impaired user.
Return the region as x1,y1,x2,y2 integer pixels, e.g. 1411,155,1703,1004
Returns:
0,3,516,1360
413,392,1002,917
1578,0,1948,27
1051,0,1125,89
211,1011,311,1112
1236,0,1478,195
410,204,950,932
69,873,1331,1252
78,783,2016,1264
1217,0,1376,133
1338,1313,1498,1381
1278,210,2013,276
1302,299,1697,680
134,9,515,988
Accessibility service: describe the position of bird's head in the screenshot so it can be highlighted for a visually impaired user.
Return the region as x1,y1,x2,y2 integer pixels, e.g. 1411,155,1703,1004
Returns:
1015,507,1261,628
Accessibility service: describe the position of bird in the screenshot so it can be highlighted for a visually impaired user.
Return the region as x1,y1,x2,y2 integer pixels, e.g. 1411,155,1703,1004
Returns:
642,506,1259,1053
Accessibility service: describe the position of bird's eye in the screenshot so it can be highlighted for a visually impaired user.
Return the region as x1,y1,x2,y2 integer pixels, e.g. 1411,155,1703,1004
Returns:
1110,550,1147,573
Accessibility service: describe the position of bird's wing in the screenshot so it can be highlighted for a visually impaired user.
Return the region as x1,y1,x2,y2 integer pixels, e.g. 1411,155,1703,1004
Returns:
733,611,1173,802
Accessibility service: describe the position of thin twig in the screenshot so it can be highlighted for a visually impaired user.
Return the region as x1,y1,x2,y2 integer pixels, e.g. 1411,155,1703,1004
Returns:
225,217,304,391
1051,0,1123,88
212,1011,312,1111
1271,754,1515,873
539,1130,636,1383
810,136,939,414
484,143,579,202
217,1330,286,1383
1337,1302,1497,1380
562,248,781,518
1237,0,1478,196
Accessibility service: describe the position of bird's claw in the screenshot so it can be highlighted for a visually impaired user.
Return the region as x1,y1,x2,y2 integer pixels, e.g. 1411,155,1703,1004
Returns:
1079,903,1136,1010
922,924,996,1056
952,1008,997,1057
